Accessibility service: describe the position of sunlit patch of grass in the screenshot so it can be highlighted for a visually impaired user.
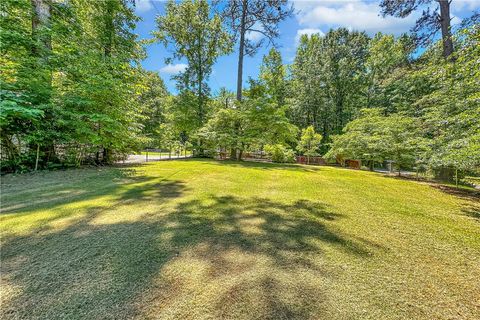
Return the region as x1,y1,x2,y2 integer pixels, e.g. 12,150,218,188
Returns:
1,159,479,319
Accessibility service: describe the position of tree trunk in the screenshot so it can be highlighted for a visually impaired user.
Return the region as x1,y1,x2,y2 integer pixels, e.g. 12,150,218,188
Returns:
230,148,236,160
197,55,205,157
455,168,458,188
2,135,19,162
35,144,40,171
236,0,247,101
31,0,56,166
198,56,204,123
31,0,51,55
238,146,243,161
438,0,454,58
103,147,110,164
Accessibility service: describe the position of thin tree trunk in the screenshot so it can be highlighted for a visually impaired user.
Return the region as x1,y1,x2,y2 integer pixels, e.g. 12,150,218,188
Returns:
455,168,458,188
438,0,454,58
35,144,40,171
102,1,114,164
31,0,55,166
103,147,110,164
236,0,247,101
238,144,244,161
198,74,203,123
197,67,204,157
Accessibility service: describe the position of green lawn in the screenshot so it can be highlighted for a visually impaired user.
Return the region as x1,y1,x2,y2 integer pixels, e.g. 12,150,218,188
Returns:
1,159,479,319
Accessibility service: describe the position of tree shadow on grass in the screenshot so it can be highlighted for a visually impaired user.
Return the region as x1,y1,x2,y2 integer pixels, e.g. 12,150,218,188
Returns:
0,167,182,215
430,184,480,200
461,205,480,221
1,194,377,319
429,184,480,221
376,176,480,222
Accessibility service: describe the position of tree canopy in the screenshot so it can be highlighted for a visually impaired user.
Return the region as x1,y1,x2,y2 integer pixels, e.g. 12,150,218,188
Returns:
1,0,478,182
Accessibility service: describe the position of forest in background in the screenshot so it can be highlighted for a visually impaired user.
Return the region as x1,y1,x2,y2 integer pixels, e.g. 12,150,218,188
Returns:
1,0,479,182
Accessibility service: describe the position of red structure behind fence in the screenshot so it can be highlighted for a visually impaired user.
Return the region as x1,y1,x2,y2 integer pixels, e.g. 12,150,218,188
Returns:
295,156,326,165
345,159,361,169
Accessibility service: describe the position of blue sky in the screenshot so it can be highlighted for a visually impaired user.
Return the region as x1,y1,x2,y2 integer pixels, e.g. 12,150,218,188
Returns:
134,0,479,94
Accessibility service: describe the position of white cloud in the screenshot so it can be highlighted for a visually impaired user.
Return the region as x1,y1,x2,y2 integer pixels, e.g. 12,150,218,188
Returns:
295,28,324,44
159,63,187,74
295,0,418,35
451,15,462,25
135,0,153,13
451,0,480,13
245,30,264,42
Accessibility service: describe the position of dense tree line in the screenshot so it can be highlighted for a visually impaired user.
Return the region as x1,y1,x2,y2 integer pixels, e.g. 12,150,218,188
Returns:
1,0,478,182
1,0,152,171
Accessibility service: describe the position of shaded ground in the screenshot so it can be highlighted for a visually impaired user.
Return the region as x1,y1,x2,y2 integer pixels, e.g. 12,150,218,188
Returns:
1,160,479,319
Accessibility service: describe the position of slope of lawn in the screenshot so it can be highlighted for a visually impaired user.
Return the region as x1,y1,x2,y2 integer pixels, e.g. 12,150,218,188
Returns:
1,159,479,319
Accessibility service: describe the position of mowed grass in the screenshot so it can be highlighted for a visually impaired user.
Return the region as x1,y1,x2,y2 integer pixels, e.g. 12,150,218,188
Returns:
1,159,479,319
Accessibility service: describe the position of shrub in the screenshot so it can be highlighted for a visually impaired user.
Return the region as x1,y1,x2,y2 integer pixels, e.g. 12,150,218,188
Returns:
265,144,296,163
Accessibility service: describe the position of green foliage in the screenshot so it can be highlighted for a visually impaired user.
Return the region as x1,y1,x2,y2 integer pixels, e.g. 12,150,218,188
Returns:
264,144,296,163
259,48,287,106
290,29,370,143
366,33,414,112
418,25,480,173
1,0,477,183
138,71,169,140
326,109,426,171
1,0,147,171
155,0,232,132
199,106,247,154
199,89,297,158
297,126,322,163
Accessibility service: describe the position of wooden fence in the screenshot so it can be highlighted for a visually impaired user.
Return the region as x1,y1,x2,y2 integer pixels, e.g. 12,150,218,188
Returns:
345,159,361,169
295,156,326,165
214,151,334,167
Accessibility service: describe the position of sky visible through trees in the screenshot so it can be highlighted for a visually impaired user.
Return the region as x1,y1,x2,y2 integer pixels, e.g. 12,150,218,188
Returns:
135,0,479,93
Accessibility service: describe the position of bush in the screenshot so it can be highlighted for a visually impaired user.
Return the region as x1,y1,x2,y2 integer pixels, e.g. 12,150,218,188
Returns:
264,144,296,163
